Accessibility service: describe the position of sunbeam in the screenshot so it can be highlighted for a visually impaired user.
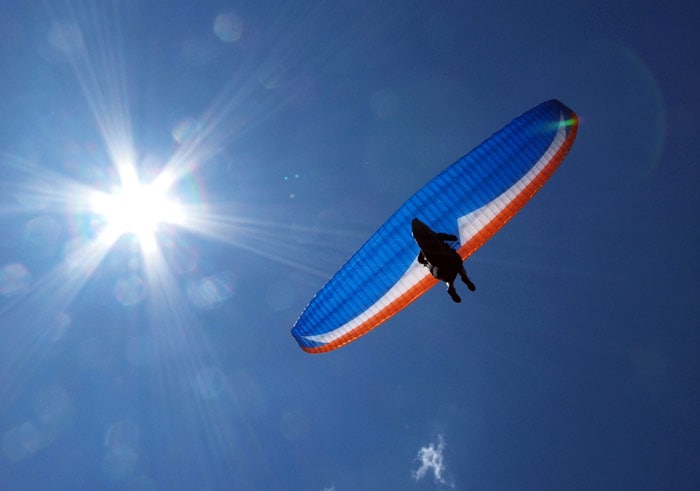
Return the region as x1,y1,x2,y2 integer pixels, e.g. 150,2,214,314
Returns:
0,0,238,432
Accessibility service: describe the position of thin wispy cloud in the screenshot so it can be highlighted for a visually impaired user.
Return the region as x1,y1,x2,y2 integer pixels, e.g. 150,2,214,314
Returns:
412,434,454,488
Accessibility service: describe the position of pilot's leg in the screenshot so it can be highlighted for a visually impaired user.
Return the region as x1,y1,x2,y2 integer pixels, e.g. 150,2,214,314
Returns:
446,282,461,303
459,266,476,292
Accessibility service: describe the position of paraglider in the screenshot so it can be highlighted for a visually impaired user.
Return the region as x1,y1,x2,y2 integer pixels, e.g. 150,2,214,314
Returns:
292,99,578,353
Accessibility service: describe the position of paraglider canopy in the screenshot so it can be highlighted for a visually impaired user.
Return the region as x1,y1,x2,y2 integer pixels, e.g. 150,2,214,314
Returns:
292,99,578,353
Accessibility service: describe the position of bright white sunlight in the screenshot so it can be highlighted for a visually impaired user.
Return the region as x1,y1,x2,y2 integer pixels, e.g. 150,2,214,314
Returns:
90,164,184,253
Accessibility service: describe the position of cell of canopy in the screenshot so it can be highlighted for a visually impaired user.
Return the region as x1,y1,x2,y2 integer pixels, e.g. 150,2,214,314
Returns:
292,99,578,353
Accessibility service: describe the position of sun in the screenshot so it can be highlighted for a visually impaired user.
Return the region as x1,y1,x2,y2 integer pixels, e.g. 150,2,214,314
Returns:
90,163,184,253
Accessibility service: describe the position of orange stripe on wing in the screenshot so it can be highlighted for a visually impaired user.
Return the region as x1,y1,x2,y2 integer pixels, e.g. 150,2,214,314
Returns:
301,274,438,353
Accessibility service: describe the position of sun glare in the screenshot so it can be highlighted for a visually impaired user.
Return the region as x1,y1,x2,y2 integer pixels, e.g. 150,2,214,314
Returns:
91,165,183,252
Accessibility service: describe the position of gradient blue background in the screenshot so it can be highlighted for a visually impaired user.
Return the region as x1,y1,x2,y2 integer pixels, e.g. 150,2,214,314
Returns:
0,1,697,490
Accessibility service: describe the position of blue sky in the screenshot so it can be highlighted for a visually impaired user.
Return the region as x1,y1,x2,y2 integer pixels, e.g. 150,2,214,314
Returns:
0,1,698,490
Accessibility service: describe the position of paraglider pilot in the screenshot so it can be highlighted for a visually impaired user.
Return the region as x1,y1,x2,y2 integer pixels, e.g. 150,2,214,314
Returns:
412,217,475,303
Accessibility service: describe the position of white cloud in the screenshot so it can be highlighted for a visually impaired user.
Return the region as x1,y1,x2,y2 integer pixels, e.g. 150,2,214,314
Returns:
411,434,454,488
